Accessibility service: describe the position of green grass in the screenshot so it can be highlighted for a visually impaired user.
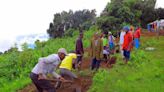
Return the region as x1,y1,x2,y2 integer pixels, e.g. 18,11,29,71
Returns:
0,77,31,92
88,36,164,92
0,26,96,92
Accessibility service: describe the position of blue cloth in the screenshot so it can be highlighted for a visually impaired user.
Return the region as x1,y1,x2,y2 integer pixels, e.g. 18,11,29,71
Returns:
123,50,130,60
91,58,100,71
123,26,130,31
147,24,151,31
134,38,140,49
109,42,114,50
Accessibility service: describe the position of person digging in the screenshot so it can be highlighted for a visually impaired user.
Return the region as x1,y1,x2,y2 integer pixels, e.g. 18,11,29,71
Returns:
55,52,81,91
30,48,67,92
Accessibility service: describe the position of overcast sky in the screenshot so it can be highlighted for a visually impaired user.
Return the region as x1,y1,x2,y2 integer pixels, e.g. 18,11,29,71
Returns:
0,0,163,52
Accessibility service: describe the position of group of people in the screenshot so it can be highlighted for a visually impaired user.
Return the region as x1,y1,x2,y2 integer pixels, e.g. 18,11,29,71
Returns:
30,26,141,92
30,33,84,92
120,26,141,63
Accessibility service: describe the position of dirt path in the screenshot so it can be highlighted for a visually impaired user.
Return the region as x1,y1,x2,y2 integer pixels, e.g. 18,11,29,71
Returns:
18,31,158,92
18,56,109,92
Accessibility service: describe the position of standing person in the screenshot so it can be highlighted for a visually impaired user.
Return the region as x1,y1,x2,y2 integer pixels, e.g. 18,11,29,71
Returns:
119,30,126,58
56,52,79,89
108,31,115,54
102,33,109,62
134,27,141,49
30,48,67,92
90,32,103,71
75,33,84,69
122,26,133,63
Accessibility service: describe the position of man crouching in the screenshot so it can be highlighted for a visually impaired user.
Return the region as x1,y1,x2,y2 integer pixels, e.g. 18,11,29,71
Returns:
30,48,67,92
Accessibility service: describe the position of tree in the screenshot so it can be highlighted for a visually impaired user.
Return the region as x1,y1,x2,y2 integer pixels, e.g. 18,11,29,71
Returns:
21,43,28,51
47,9,96,38
97,0,162,31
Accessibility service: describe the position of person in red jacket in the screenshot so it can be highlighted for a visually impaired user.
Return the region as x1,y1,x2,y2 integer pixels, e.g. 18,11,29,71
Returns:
134,27,141,49
122,26,133,63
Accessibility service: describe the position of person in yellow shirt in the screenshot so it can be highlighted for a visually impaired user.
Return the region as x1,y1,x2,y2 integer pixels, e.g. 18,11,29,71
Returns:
55,52,78,89
59,53,77,79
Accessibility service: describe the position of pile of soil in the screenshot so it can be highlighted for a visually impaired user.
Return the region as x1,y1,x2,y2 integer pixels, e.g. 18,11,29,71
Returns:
159,30,164,36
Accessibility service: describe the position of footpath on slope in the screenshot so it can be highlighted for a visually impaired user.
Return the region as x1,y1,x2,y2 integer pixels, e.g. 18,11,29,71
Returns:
18,31,157,92
18,48,109,92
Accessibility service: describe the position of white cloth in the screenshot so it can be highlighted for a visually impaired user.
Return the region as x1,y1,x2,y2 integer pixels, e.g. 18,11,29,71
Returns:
119,31,126,45
108,35,115,43
32,54,61,78
103,50,109,55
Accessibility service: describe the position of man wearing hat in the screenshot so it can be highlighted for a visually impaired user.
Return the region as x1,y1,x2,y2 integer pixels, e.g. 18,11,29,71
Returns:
122,26,133,63
30,48,67,92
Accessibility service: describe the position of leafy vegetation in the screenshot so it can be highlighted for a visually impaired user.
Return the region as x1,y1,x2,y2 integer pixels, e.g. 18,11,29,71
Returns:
47,9,96,38
1,0,164,92
0,26,96,92
88,36,164,92
97,0,164,32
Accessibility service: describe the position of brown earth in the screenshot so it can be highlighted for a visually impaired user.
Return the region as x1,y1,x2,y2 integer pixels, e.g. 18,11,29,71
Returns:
18,56,110,92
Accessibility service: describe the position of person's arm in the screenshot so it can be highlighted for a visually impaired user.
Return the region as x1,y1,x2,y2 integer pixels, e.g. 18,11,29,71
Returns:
56,61,62,70
52,71,61,79
89,40,93,57
38,73,47,80
81,40,84,54
138,30,141,39
127,35,133,51
100,39,103,59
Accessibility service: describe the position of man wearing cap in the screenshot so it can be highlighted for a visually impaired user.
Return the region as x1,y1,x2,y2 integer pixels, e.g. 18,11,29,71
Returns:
30,48,67,92
122,26,133,63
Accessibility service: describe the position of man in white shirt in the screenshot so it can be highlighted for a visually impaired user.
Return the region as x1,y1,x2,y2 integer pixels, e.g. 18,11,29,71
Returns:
119,30,126,58
30,48,67,92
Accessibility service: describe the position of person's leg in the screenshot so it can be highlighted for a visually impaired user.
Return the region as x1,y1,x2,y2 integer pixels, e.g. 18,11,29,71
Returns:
134,38,137,49
125,50,130,63
55,68,65,89
126,51,130,61
123,50,128,63
62,68,77,80
136,38,139,49
30,73,56,92
38,79,55,92
30,73,43,92
77,56,82,70
120,45,124,58
95,59,101,71
91,58,96,70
